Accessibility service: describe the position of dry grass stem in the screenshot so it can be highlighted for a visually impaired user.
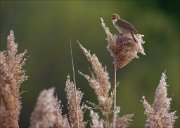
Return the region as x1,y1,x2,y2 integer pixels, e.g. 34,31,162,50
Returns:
0,30,27,128
78,43,134,128
0,15,177,128
101,17,139,128
69,39,80,128
65,76,86,128
30,88,70,128
113,66,117,128
142,72,177,128
78,42,112,115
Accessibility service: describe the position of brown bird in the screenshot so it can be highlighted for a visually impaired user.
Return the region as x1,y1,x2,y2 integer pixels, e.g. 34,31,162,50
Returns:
111,13,138,43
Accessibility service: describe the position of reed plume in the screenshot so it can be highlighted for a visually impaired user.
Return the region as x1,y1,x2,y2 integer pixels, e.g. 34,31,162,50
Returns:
0,30,27,128
78,43,113,115
30,88,70,128
78,43,133,128
90,110,103,128
65,76,86,128
142,72,177,128
115,114,134,128
100,17,143,128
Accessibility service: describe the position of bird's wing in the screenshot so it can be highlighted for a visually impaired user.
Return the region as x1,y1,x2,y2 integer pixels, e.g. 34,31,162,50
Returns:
117,19,137,33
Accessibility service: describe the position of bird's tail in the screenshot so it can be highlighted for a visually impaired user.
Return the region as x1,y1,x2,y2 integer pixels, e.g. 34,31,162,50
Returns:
130,31,137,43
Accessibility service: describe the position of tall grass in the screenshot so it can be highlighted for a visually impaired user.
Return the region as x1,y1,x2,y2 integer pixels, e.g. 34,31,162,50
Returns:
0,17,177,128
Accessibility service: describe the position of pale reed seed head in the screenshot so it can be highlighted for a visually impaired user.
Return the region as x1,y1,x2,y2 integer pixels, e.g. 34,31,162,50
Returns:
115,114,134,128
142,72,177,128
65,76,86,128
100,18,113,39
90,110,103,128
153,73,171,113
78,43,113,113
0,30,27,128
78,43,111,93
30,88,70,128
142,97,157,128
101,18,145,68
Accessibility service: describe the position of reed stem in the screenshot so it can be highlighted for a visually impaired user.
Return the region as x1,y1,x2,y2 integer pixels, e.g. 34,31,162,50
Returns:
113,66,117,128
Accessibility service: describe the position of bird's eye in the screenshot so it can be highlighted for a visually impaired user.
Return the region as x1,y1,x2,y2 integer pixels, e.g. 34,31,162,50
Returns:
111,15,116,20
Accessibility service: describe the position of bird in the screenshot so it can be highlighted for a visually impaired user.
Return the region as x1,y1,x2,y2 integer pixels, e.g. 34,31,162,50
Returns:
111,13,138,43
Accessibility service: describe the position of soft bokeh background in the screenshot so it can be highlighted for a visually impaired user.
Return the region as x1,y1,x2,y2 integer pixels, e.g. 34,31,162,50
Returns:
0,0,179,127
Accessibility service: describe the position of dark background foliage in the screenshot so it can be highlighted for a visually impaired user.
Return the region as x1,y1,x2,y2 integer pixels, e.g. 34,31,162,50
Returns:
0,0,179,127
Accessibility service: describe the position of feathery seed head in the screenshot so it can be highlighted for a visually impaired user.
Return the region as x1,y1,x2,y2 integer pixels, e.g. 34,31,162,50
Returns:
142,72,177,128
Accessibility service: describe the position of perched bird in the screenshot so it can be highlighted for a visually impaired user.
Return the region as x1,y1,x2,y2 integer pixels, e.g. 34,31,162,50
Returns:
111,13,138,43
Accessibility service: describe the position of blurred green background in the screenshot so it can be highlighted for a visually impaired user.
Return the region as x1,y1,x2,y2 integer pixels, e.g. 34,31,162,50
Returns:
0,0,179,127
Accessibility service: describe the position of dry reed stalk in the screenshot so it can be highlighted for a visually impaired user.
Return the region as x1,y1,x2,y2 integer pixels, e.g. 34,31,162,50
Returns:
78,43,113,115
30,88,70,128
78,43,133,128
142,72,177,128
101,17,145,128
0,30,27,128
69,39,80,128
65,76,86,128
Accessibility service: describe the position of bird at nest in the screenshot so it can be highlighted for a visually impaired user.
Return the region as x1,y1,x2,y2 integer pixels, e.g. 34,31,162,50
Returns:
111,13,138,43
